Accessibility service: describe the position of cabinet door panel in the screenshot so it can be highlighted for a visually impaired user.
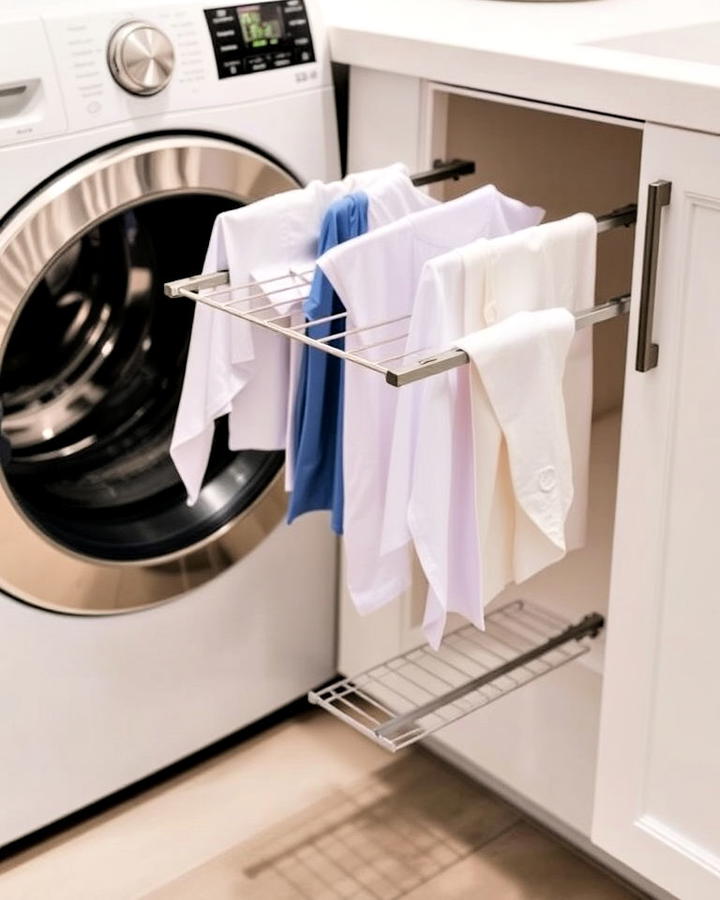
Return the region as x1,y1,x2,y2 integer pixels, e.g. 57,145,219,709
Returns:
593,124,720,899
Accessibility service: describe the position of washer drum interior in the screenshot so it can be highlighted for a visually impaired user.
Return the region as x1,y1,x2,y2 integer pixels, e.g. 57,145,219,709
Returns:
0,135,298,614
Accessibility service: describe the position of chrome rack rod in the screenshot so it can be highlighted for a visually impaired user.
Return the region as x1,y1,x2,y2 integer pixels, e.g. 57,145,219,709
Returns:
164,203,636,303
374,612,605,740
596,203,637,233
384,203,637,386
164,173,637,389
165,270,230,298
410,158,476,187
386,293,631,387
164,161,476,300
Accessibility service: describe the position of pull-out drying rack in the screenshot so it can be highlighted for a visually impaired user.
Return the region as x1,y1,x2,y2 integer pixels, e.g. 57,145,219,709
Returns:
310,600,604,752
166,160,629,750
165,158,637,387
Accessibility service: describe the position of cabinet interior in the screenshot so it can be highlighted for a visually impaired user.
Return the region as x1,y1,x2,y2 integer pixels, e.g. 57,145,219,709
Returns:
412,91,644,671
332,83,646,843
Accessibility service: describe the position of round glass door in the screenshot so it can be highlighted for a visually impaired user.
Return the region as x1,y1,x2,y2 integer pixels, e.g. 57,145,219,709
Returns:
0,135,299,613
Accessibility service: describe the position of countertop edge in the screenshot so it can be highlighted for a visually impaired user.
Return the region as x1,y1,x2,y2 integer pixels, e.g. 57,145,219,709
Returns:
328,25,720,136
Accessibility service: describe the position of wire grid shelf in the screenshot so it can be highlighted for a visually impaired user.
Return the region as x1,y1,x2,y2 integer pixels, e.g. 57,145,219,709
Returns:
309,600,604,753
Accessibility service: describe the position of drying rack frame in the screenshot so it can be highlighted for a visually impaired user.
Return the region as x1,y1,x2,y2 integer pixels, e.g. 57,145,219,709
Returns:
164,159,637,388
164,159,632,750
309,600,604,752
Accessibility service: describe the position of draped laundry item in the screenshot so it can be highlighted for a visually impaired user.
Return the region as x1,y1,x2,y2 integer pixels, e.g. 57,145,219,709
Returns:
288,192,369,533
288,170,440,531
317,186,543,617
405,213,596,648
170,166,410,505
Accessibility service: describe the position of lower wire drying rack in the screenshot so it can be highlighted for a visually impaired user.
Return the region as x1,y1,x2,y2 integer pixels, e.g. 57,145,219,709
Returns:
309,600,604,753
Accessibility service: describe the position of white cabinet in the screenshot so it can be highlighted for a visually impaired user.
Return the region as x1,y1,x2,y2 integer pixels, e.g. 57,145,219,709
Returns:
336,69,720,897
593,123,720,900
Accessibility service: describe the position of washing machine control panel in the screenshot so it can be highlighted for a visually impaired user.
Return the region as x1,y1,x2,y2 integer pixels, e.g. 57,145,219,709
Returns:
205,1,315,79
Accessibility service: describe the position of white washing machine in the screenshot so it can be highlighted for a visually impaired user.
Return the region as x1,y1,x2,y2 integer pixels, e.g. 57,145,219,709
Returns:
0,0,339,846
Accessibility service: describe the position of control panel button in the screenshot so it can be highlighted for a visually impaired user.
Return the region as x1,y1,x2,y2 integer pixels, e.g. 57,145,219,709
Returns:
272,51,292,67
246,54,268,71
107,21,175,95
205,1,315,79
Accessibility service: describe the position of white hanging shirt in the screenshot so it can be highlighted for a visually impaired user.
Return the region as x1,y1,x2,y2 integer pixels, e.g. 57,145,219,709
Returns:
383,251,484,647
406,213,595,648
170,165,434,505
316,186,544,616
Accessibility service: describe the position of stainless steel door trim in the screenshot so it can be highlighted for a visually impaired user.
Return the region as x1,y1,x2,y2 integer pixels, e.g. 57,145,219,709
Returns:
0,135,299,614
0,468,288,615
0,135,298,350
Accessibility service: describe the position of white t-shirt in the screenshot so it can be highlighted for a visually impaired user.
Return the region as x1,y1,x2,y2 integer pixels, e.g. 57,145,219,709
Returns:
406,213,595,648
170,165,433,505
317,186,544,615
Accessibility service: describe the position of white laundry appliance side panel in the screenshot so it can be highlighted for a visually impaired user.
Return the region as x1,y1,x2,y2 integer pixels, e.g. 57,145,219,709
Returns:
0,513,336,847
593,123,720,900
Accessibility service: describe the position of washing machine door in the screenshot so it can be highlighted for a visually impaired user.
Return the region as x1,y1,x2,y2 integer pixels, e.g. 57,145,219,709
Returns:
0,134,300,614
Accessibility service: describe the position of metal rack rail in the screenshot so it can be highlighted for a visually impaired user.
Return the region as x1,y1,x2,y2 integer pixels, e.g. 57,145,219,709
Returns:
309,600,604,753
165,162,612,752
165,160,637,388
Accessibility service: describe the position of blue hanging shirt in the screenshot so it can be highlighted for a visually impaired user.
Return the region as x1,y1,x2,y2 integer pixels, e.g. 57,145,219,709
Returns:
287,191,369,534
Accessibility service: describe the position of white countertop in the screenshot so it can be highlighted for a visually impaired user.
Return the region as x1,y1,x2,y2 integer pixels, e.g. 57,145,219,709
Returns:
323,0,720,133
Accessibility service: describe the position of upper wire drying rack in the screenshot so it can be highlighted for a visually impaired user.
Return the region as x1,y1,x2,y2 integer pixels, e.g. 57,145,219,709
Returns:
165,159,637,387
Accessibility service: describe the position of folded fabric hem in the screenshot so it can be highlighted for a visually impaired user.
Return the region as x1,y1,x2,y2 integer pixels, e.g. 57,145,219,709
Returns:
346,576,411,617
511,544,568,588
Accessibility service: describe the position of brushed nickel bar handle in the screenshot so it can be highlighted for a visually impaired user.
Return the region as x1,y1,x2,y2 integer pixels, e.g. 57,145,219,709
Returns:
635,180,672,372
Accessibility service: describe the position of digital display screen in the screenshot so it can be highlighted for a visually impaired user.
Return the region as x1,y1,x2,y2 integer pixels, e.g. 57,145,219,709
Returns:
238,3,286,48
205,1,315,79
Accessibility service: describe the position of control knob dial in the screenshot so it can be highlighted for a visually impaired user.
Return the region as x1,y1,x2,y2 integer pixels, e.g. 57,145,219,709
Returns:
108,21,175,96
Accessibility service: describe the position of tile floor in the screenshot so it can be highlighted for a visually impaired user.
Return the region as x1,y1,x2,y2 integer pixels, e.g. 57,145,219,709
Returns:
0,710,643,899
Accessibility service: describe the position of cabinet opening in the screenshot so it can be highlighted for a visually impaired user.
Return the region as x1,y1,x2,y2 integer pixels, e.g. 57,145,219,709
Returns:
425,91,644,672
336,89,643,753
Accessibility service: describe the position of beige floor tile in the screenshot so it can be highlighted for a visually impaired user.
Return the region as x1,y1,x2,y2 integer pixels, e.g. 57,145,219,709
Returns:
144,752,521,900
0,713,637,900
404,821,639,900
0,712,392,900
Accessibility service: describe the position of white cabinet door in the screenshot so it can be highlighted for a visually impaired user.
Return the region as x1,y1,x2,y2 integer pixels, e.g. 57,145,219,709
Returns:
593,123,720,899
